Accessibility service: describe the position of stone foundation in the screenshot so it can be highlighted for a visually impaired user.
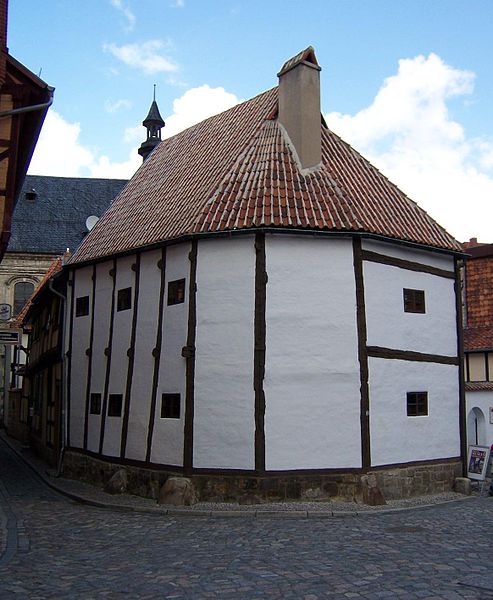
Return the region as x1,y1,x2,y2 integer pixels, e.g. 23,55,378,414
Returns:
62,450,463,503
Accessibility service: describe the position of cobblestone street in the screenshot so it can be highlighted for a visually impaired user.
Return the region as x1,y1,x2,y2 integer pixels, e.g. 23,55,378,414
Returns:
1,437,493,599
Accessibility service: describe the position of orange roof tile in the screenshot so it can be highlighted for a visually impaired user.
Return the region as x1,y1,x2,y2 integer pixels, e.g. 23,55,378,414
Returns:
464,327,493,352
71,86,461,265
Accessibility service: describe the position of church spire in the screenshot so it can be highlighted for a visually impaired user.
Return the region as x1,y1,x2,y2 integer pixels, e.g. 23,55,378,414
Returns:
138,85,165,161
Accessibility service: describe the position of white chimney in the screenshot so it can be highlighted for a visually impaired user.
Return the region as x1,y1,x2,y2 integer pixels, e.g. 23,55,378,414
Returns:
277,47,322,170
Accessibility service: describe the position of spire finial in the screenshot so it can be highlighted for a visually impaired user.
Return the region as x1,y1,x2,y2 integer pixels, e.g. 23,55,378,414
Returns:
138,88,165,162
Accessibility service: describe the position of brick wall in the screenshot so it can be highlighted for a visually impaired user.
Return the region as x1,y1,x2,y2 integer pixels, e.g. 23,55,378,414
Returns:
465,253,493,328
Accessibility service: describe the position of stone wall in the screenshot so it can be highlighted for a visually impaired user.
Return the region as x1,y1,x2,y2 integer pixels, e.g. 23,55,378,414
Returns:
62,450,463,504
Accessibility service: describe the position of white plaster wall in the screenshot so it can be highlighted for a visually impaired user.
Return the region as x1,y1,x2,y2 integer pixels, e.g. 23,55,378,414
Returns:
194,237,256,469
125,249,162,461
466,391,493,447
102,255,136,457
264,235,362,470
150,243,190,466
369,358,460,465
86,261,113,453
362,239,455,272
364,262,457,357
69,266,92,448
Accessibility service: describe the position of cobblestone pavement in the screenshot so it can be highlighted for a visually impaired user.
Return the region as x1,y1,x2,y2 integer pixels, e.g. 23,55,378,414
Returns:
1,437,493,599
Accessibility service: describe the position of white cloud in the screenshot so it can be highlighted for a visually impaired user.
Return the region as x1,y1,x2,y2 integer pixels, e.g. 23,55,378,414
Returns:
170,0,185,6
105,98,132,113
163,84,240,138
110,0,136,31
27,85,240,180
325,53,493,243
27,110,140,179
103,40,178,75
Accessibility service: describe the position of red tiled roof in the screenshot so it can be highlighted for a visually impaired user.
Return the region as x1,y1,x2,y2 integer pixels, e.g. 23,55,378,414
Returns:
465,381,493,392
16,256,63,327
464,327,493,352
71,87,461,265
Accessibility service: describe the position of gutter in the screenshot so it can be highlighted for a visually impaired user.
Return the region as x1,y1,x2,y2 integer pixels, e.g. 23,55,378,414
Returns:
0,86,54,119
48,275,67,478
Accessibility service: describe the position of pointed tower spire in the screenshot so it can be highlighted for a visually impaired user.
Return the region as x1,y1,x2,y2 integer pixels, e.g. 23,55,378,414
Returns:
138,86,165,161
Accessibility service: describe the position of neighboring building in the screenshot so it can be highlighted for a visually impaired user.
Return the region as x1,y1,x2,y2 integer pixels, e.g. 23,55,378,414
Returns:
0,0,53,260
63,48,465,502
0,175,126,429
462,239,493,448
9,256,65,464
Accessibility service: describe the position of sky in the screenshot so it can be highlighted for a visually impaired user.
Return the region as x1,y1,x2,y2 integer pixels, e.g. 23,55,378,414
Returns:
8,0,493,243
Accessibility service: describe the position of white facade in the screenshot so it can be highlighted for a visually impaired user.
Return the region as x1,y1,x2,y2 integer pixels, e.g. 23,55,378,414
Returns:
67,234,462,473
466,391,493,448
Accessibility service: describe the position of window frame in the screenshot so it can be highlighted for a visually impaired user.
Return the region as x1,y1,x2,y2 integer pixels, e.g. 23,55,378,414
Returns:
108,394,123,417
89,393,102,415
117,287,132,312
167,279,186,306
75,295,90,317
161,393,181,419
406,391,428,417
403,288,426,314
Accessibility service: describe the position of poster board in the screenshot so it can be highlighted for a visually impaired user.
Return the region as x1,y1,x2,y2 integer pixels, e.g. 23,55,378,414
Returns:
467,445,491,481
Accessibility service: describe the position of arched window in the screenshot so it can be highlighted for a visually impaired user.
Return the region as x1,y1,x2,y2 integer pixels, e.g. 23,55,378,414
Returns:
14,281,35,315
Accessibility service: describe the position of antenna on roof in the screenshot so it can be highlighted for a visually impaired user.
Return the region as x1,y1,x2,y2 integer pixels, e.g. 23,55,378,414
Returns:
153,84,156,101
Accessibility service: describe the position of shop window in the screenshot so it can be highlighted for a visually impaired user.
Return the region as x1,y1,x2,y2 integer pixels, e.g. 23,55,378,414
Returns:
167,279,185,305
90,393,102,415
161,393,181,419
403,288,425,313
117,287,132,312
75,295,89,317
407,392,428,416
108,394,123,417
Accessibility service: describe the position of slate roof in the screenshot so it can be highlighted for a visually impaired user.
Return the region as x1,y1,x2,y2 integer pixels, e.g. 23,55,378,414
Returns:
71,84,462,265
464,327,493,352
8,175,127,254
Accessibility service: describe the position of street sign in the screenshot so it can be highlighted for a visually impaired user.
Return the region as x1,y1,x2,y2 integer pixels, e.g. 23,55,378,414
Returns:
0,329,21,345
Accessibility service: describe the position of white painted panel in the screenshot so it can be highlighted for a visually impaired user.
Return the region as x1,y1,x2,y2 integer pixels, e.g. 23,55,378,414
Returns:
466,390,493,448
194,237,256,469
362,239,455,271
87,260,113,453
69,266,93,448
102,255,136,457
369,357,460,465
150,243,190,466
364,262,457,356
264,235,362,470
126,249,162,461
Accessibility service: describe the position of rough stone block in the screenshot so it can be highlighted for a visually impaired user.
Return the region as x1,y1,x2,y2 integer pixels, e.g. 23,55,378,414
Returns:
361,473,387,506
104,469,128,495
159,477,197,506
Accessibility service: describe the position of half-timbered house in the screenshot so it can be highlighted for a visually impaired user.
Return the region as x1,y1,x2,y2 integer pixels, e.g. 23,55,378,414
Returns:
63,48,466,500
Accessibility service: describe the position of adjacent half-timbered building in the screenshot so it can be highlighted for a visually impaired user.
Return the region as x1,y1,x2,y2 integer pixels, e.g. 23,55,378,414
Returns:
64,48,466,500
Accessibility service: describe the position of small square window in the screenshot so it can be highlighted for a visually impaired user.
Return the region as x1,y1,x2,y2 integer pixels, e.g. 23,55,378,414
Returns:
403,288,425,313
407,392,428,416
167,279,185,305
117,287,132,311
108,394,123,417
75,295,89,317
90,393,101,415
161,393,181,419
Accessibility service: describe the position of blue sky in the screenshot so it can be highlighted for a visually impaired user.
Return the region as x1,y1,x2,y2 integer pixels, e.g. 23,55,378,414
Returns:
8,0,493,242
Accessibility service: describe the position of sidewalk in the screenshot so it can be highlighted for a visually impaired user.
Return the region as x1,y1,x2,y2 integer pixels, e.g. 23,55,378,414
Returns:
0,430,482,519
